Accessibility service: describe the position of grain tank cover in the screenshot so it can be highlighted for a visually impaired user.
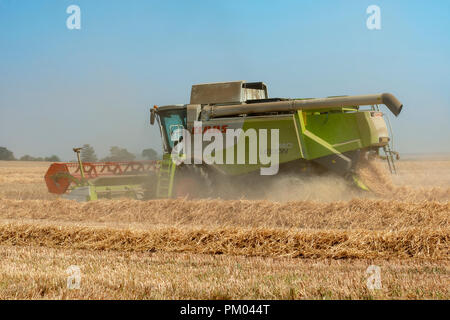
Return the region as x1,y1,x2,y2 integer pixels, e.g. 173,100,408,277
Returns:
190,81,268,105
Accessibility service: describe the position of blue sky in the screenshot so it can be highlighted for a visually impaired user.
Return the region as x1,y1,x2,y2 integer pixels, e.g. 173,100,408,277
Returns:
0,0,449,160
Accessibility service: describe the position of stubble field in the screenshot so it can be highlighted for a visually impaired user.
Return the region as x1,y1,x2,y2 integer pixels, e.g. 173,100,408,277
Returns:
0,159,448,299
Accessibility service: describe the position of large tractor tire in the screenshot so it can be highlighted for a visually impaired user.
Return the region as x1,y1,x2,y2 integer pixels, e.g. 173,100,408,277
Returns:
173,165,212,199
141,172,158,200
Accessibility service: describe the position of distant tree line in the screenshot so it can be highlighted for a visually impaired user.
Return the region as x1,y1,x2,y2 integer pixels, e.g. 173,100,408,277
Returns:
0,145,160,162
142,148,159,160
19,155,61,162
0,146,60,162
80,144,98,162
0,147,15,160
81,144,160,162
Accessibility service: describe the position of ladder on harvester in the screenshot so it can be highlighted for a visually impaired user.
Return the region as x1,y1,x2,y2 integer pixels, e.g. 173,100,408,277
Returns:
373,104,398,174
156,154,176,198
383,144,398,174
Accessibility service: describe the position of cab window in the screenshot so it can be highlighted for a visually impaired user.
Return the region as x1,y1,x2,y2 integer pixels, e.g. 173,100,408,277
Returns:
158,108,187,151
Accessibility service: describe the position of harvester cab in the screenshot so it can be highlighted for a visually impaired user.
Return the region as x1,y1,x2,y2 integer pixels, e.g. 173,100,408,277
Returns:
152,105,187,153
45,81,403,201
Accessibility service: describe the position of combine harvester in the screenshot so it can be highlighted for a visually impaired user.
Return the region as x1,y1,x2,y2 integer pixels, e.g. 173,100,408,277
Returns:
45,81,403,201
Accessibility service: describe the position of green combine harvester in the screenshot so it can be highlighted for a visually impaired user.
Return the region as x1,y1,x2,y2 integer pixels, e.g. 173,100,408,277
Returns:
45,81,403,201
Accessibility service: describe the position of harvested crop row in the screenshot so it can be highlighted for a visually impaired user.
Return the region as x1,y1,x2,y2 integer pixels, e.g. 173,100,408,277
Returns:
1,245,448,299
0,198,448,231
1,223,448,260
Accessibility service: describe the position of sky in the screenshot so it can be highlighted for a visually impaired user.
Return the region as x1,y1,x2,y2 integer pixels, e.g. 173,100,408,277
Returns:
0,0,449,161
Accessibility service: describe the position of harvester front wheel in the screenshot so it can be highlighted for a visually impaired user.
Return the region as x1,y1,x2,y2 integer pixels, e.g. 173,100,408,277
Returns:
173,165,212,199
141,172,158,200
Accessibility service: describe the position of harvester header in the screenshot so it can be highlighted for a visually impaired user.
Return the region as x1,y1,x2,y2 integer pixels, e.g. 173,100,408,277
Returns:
45,161,159,195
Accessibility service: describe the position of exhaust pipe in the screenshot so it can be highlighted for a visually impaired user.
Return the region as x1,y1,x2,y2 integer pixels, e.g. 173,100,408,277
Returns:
204,93,403,118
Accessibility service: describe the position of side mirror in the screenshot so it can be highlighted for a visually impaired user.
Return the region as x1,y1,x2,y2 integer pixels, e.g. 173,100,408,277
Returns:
150,108,156,125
